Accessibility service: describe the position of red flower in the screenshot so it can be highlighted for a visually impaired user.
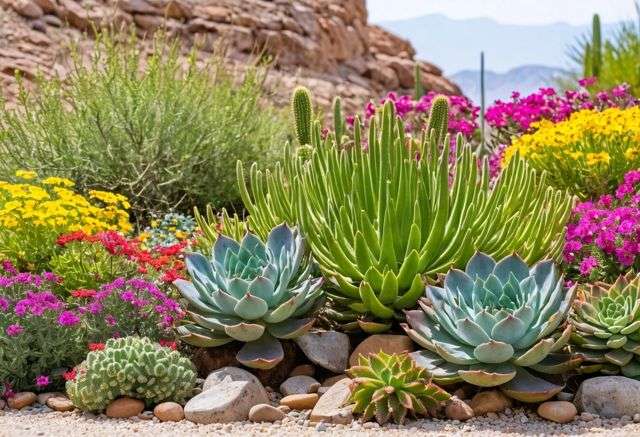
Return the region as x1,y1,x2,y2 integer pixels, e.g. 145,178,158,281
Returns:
159,339,177,350
62,369,77,381
88,342,105,351
56,231,89,246
71,289,97,299
161,269,182,283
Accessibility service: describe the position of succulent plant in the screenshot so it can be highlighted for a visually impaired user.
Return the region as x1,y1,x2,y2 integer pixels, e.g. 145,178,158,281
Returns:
570,273,640,378
348,351,450,424
66,337,197,412
174,223,323,369
237,93,573,333
292,86,313,146
403,252,580,402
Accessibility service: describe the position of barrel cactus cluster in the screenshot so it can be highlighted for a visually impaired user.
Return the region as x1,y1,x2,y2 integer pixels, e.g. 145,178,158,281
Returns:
66,337,197,412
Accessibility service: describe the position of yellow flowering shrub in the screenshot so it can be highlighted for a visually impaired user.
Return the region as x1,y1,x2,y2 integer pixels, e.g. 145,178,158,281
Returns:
505,106,640,198
0,171,132,270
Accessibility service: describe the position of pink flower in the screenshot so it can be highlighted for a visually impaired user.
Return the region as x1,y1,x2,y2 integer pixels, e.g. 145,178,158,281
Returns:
35,375,50,388
6,323,23,337
579,256,599,276
578,77,598,88
57,311,81,327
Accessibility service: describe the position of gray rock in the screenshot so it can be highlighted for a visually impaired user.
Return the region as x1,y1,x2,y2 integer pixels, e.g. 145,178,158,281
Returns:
202,366,263,392
280,376,321,396
184,380,269,424
575,376,640,418
294,331,349,373
310,378,353,424
248,404,285,422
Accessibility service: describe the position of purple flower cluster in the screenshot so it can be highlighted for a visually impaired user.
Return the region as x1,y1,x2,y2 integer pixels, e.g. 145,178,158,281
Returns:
564,170,640,282
350,91,479,140
486,80,638,141
76,277,184,341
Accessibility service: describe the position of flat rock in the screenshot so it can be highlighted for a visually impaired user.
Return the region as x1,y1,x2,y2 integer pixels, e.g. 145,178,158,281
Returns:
575,376,640,418
294,331,349,373
280,376,320,396
537,401,577,423
290,364,315,377
348,335,414,366
7,392,37,410
184,380,268,424
445,396,474,421
310,378,353,424
280,393,319,410
46,396,75,412
37,392,64,405
154,402,184,422
469,390,512,416
248,404,285,422
106,397,144,418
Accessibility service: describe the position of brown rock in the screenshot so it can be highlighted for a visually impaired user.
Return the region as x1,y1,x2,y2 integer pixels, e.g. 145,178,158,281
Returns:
248,403,285,422
11,0,43,19
37,392,63,405
290,364,315,377
134,14,165,31
279,376,320,396
280,393,319,410
310,378,353,424
7,392,37,410
154,402,184,422
105,397,145,418
537,401,577,424
164,0,191,19
46,396,75,412
349,335,415,366
322,374,349,387
120,0,158,15
33,0,55,13
445,397,474,421
0,399,5,410
469,391,512,416
196,6,230,22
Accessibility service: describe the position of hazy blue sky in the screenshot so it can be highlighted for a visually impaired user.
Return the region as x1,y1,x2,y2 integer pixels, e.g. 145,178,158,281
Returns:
367,0,637,25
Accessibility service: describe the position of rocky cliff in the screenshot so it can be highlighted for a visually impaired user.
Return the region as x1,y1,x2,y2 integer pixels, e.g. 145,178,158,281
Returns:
0,0,461,110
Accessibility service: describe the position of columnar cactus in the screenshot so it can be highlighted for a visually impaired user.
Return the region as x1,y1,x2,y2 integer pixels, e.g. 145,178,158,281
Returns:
426,95,449,146
291,86,313,146
66,337,197,412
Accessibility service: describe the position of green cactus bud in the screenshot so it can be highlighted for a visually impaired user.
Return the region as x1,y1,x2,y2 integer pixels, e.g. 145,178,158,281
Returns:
333,96,345,147
66,337,197,412
591,14,602,78
426,95,449,146
291,86,313,146
414,63,425,100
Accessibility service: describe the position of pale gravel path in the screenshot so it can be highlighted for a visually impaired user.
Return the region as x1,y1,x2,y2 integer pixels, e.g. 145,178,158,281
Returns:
1,408,640,437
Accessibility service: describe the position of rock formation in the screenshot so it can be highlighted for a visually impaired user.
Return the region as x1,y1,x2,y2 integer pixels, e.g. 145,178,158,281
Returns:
0,0,461,111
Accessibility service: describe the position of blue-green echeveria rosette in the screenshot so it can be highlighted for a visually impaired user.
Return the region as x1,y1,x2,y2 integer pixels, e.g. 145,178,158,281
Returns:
174,223,323,369
402,252,580,402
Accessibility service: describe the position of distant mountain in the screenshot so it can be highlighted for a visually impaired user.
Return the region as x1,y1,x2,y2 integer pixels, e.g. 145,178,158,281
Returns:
452,65,567,104
378,13,620,76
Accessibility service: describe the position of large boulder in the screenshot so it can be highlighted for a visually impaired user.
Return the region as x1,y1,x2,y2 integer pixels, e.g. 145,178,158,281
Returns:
574,376,640,418
184,380,269,424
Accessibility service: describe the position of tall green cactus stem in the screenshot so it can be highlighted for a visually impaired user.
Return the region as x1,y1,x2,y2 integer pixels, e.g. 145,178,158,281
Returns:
292,86,313,146
414,63,425,100
333,96,345,147
591,14,602,78
66,337,197,412
426,95,449,146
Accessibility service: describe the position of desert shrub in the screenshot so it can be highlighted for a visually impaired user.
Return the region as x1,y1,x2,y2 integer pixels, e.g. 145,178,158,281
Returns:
0,171,132,272
0,32,290,219
504,106,640,198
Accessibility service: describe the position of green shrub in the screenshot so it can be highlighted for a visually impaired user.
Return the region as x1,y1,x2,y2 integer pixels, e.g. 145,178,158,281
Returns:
0,31,290,220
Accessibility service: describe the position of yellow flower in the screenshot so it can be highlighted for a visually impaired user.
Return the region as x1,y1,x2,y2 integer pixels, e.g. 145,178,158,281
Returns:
585,152,610,166
41,177,75,187
175,230,187,240
15,170,38,180
625,147,639,160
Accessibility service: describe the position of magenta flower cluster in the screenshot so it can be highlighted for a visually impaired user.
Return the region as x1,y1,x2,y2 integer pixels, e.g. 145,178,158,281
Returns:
350,91,479,140
486,80,638,134
77,277,184,341
564,170,640,282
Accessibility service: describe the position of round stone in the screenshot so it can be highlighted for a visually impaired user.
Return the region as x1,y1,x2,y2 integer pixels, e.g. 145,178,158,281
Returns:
154,402,184,422
105,397,145,418
280,394,319,410
248,404,285,422
537,401,577,423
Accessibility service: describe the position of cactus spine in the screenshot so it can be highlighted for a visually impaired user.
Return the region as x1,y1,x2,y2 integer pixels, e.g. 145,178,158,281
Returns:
291,86,313,146
426,95,449,146
414,63,425,100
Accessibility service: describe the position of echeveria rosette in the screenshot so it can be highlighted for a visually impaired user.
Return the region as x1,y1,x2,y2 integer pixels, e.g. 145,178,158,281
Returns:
402,252,580,402
348,351,450,425
174,223,323,369
570,274,640,378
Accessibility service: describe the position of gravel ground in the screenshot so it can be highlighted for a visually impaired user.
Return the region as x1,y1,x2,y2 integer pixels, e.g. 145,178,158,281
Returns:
2,408,640,437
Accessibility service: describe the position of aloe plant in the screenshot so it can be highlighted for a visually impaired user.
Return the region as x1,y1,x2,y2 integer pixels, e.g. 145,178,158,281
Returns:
570,273,640,378
348,351,450,424
236,92,573,332
403,252,580,402
174,223,323,369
